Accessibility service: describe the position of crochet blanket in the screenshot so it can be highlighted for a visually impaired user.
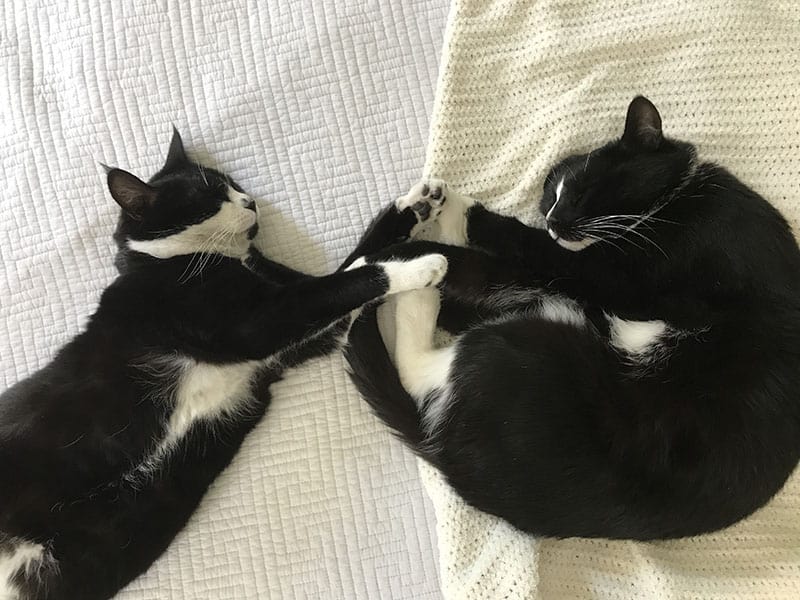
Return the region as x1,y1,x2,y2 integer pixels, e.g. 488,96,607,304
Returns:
418,1,800,598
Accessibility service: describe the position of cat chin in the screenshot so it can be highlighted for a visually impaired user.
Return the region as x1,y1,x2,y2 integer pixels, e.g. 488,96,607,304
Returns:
548,226,595,251
552,235,598,252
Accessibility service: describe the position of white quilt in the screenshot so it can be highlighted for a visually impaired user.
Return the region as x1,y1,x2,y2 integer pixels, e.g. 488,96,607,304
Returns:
420,0,800,599
0,1,449,598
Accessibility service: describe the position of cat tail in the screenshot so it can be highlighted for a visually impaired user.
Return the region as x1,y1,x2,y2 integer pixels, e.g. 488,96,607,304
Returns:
344,307,441,467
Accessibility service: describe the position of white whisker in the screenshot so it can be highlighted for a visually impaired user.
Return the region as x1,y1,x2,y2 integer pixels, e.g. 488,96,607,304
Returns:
583,150,594,172
581,232,628,255
580,225,648,252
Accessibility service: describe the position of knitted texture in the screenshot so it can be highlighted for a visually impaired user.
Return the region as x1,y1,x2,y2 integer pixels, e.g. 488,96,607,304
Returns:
419,0,800,598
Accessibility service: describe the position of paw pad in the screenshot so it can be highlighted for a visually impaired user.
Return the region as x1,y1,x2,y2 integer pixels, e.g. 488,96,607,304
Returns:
396,178,448,223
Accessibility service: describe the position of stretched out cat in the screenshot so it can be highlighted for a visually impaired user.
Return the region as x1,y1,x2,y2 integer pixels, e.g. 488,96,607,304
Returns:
345,97,800,539
0,129,448,600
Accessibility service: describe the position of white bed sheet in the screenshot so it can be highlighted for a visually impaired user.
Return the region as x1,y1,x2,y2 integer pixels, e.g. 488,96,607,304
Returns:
0,0,449,597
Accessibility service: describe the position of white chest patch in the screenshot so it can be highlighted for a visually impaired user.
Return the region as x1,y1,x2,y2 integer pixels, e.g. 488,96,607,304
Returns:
607,316,667,355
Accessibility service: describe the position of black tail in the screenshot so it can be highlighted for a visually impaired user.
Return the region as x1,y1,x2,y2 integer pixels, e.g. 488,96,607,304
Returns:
344,307,439,465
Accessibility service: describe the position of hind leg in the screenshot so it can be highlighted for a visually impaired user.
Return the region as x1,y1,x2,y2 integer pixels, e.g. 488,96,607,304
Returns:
393,288,457,432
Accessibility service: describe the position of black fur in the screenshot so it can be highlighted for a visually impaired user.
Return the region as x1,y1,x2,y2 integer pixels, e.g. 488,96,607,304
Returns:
0,131,410,599
347,307,431,454
345,97,800,540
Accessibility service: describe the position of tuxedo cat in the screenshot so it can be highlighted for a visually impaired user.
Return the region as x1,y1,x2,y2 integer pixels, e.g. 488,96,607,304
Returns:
0,129,447,600
345,97,800,540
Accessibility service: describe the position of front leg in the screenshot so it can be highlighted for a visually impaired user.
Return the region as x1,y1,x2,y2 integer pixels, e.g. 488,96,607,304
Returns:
466,204,571,270
338,203,418,271
399,178,572,271
244,247,309,285
367,241,548,307
227,253,449,360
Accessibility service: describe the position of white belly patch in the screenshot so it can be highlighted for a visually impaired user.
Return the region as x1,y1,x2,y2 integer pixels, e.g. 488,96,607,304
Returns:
607,317,668,355
0,537,56,600
127,356,264,482
166,360,262,443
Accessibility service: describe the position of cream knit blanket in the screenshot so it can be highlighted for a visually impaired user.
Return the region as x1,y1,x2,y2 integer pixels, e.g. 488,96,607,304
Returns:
417,1,800,598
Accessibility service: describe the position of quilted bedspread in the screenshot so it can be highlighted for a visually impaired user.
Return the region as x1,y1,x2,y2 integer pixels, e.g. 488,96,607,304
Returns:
419,1,800,599
0,1,449,598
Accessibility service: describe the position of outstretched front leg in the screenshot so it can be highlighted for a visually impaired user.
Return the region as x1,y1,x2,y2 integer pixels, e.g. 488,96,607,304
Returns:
339,203,418,270
221,253,449,360
398,178,572,273
244,247,309,284
366,240,545,310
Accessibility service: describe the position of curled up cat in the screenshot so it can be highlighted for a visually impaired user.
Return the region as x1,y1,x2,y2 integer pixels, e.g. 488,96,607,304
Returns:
0,129,448,600
345,97,800,540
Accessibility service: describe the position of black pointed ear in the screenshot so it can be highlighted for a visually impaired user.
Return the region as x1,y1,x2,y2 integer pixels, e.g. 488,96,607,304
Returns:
622,96,663,151
162,126,188,172
107,169,157,220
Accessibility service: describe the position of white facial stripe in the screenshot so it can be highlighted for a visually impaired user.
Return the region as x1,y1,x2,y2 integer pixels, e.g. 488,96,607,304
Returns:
546,176,565,221
128,202,255,260
545,176,597,252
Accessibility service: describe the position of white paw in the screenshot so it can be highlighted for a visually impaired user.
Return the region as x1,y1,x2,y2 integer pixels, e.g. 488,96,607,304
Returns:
396,178,472,245
396,178,449,220
382,253,448,295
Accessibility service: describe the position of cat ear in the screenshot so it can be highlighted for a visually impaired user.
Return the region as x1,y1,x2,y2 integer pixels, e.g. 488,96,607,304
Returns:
107,169,156,220
162,126,188,172
622,96,663,151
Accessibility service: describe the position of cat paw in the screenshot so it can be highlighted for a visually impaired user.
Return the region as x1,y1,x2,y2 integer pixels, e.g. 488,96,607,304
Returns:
397,178,449,223
396,178,472,245
382,253,448,295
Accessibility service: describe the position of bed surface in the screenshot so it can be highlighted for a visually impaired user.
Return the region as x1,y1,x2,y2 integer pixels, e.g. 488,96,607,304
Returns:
0,1,448,597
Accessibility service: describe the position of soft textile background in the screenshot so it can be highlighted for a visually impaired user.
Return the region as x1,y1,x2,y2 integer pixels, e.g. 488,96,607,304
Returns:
0,1,449,598
419,0,800,598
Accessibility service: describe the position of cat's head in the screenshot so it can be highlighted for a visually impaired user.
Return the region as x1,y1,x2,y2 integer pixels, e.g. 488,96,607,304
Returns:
108,128,258,266
540,96,695,251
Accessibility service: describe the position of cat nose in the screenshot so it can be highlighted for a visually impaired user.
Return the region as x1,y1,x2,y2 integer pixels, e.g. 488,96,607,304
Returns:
245,199,256,211
547,215,562,230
